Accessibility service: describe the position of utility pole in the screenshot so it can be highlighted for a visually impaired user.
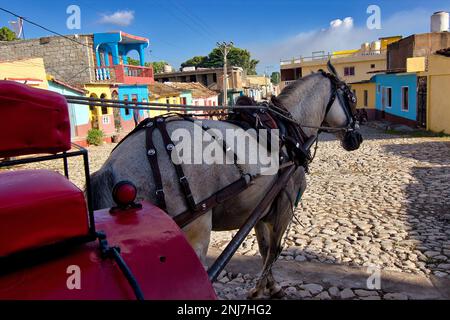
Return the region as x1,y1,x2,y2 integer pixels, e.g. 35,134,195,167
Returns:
264,65,273,99
217,41,233,106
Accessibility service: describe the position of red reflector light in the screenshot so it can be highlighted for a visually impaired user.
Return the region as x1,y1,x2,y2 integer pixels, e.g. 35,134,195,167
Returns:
112,181,137,207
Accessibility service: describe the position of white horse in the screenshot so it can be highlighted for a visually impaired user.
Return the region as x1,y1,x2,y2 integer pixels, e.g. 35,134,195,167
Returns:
90,65,363,299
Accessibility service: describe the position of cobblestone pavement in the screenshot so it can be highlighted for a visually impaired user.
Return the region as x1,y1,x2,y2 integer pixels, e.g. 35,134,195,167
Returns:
5,125,450,300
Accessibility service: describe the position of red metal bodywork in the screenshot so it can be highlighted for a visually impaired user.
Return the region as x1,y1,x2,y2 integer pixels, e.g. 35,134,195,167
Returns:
0,201,216,300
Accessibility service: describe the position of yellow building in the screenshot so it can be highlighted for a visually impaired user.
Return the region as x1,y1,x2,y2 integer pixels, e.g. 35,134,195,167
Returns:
350,81,377,117
148,82,182,117
298,53,386,85
424,53,450,134
0,58,49,89
84,83,115,136
279,37,402,120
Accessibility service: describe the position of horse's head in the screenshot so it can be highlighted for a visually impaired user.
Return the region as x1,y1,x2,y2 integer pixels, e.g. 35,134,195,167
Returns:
321,61,363,152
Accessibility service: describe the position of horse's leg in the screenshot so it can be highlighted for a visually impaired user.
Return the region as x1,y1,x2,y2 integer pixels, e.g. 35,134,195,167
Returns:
182,211,212,265
247,220,272,299
249,192,294,299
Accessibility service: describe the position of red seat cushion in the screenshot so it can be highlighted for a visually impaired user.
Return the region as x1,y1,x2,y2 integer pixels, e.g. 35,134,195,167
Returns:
0,81,71,158
0,170,89,257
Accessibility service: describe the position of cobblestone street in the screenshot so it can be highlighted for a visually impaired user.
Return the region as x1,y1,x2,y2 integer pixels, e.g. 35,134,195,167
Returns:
7,125,450,300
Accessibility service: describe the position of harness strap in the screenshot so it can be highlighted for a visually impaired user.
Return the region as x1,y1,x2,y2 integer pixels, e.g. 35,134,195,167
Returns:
145,121,167,210
173,175,250,228
156,118,198,212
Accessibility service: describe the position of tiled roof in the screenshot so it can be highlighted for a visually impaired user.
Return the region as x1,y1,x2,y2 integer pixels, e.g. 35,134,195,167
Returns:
148,82,182,98
164,82,218,98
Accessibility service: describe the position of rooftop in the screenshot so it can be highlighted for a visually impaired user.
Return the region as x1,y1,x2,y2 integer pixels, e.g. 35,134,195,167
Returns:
148,82,182,98
164,82,218,98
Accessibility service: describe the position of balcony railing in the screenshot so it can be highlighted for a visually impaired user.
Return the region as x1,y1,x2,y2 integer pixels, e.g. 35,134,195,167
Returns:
280,50,385,66
95,64,154,84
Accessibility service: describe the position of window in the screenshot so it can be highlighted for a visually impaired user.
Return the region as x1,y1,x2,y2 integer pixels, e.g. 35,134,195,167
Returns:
123,95,130,115
100,94,108,115
213,73,217,83
344,66,355,76
364,90,368,107
382,87,392,108
401,87,409,111
371,64,376,69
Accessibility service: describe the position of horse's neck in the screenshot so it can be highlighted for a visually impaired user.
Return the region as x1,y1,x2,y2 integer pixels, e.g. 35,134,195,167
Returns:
280,75,331,137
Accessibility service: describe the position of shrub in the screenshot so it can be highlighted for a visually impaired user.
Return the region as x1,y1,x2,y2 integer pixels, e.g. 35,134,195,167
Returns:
87,129,104,146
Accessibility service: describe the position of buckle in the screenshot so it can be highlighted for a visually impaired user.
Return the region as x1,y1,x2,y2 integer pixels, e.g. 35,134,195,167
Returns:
179,176,188,184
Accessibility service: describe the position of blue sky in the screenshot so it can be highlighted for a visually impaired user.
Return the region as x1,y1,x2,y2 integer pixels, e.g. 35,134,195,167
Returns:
1,0,449,73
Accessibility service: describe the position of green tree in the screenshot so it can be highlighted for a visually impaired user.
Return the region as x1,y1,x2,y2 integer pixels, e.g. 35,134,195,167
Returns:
271,72,281,85
181,56,208,68
0,27,18,41
125,57,168,73
180,46,259,75
151,61,169,74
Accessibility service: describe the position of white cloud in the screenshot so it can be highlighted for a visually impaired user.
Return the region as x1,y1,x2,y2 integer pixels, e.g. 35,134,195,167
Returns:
251,7,444,72
99,10,135,27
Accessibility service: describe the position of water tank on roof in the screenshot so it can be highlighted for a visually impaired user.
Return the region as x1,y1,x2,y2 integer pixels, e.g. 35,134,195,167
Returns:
370,40,381,52
431,11,449,32
182,66,196,72
163,65,173,73
361,42,370,53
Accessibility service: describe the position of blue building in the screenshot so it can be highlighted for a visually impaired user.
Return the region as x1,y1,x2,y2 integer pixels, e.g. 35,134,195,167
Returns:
47,77,91,145
372,73,418,125
117,84,149,131
93,31,154,85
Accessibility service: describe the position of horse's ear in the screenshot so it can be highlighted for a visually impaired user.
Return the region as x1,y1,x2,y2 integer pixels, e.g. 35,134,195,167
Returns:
327,60,340,79
235,95,255,106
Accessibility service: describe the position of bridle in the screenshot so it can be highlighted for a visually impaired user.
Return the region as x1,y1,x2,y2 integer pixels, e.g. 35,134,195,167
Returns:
318,69,359,134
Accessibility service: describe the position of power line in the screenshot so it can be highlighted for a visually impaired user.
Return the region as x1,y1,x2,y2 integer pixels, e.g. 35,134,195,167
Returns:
0,7,91,49
168,0,216,40
155,0,215,43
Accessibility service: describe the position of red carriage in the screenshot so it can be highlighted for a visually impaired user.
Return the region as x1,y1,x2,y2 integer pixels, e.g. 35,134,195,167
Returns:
0,81,216,300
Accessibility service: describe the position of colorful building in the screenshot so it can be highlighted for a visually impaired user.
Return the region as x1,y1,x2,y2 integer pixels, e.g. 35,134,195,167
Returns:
370,30,450,127
279,37,402,120
148,82,183,117
117,84,149,131
164,82,218,107
0,58,49,89
372,73,418,125
93,31,154,85
424,51,450,134
47,76,90,145
84,84,115,139
280,37,402,90
350,80,377,120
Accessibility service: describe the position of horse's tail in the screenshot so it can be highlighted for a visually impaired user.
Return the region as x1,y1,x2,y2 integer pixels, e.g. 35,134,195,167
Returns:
89,165,115,210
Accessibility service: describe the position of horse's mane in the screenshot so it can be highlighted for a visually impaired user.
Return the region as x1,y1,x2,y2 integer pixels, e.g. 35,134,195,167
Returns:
277,72,323,102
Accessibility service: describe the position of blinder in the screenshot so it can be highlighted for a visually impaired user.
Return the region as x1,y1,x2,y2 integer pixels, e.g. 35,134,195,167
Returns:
320,69,363,151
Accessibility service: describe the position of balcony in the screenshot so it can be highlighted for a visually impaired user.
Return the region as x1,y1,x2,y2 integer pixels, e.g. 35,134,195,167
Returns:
95,64,154,84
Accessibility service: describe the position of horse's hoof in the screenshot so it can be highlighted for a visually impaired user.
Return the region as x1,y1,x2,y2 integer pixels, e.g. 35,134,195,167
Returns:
247,287,265,300
269,285,285,299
